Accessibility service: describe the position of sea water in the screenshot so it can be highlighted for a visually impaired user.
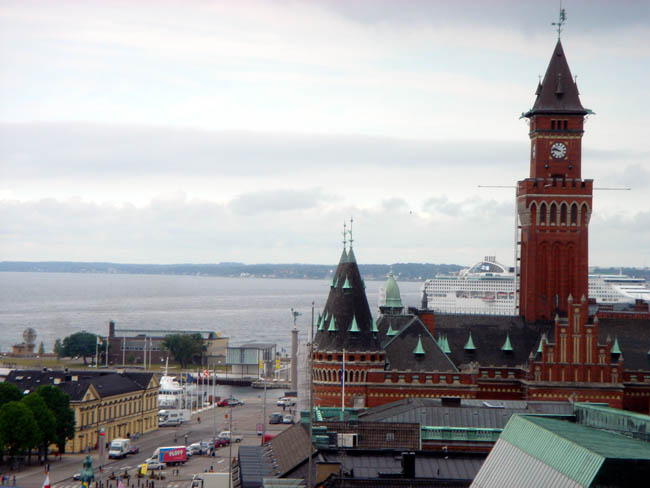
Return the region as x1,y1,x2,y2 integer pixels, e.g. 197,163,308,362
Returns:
0,272,423,353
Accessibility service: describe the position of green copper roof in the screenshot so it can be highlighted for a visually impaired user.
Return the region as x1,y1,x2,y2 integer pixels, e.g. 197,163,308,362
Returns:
342,276,351,289
371,317,378,334
330,275,336,287
327,315,337,332
501,333,513,352
502,414,650,487
537,336,545,354
386,323,397,336
318,313,326,331
347,247,357,263
314,312,321,330
611,336,622,354
383,271,403,308
339,248,348,264
438,334,451,354
413,335,425,355
348,315,360,333
464,331,476,351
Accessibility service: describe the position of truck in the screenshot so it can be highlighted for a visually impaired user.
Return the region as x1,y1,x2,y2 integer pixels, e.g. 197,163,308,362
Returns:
148,446,187,466
190,473,229,488
108,438,130,459
158,409,190,426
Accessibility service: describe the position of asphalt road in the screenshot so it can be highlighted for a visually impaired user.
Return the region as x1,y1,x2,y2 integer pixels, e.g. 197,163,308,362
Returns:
10,388,293,488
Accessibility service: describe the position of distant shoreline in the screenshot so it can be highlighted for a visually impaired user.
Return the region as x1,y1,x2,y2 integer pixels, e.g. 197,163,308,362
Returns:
1,261,648,282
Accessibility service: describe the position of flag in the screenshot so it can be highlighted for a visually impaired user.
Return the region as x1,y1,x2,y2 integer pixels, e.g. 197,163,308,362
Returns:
43,474,50,488
203,368,209,378
118,480,125,488
96,336,103,345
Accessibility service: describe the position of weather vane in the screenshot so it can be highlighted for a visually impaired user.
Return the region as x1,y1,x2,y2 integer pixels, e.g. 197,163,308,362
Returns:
552,6,567,40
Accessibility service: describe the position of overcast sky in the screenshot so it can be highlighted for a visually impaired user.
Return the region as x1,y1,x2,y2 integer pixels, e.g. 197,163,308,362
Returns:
1,0,649,267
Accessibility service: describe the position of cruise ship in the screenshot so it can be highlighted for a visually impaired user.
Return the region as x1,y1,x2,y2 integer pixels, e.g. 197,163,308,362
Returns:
422,257,649,315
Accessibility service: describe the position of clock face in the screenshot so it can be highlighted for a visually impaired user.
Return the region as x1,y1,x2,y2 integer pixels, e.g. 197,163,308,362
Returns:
550,142,567,159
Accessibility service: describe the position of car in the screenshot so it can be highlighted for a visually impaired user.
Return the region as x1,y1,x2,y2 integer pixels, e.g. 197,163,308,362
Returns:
145,459,166,470
213,438,230,448
73,473,81,481
189,442,204,455
282,414,294,424
217,397,244,407
269,412,283,424
129,446,140,455
186,446,192,457
276,397,296,407
218,431,242,443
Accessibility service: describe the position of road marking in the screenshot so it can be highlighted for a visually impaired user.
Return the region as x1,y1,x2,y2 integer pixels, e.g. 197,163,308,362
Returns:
217,459,224,464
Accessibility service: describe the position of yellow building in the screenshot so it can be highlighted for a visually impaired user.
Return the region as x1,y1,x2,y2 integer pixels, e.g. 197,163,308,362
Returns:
8,370,159,453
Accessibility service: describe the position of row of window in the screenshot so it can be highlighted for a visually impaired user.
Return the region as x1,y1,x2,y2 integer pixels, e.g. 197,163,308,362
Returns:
530,200,590,226
314,368,367,383
79,393,156,427
551,119,569,130
315,353,382,362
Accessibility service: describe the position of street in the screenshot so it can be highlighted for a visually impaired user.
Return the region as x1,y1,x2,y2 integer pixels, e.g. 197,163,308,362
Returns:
9,388,294,488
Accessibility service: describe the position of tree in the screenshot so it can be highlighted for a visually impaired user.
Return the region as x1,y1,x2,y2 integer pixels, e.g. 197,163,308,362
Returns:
162,334,203,368
53,339,63,359
35,386,75,454
22,393,56,463
38,342,45,355
0,401,39,461
0,382,22,406
61,331,98,364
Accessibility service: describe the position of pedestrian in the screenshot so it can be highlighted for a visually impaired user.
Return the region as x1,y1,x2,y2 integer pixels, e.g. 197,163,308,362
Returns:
197,416,201,424
12,475,16,486
209,466,214,473
282,404,285,412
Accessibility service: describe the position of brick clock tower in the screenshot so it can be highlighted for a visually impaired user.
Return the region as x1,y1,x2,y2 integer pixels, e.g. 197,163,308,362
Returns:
518,40,594,322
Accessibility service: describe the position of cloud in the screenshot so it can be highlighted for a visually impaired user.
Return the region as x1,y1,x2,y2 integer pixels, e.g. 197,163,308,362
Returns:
229,189,327,215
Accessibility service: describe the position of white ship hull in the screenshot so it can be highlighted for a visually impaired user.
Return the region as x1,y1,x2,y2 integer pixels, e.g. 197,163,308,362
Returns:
422,257,649,315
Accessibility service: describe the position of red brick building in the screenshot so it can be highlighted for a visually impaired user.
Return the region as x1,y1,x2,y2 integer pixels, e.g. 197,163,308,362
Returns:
312,39,650,415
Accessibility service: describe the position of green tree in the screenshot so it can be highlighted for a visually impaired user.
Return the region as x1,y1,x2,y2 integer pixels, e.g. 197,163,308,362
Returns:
22,393,56,463
0,401,39,460
35,386,75,454
162,334,203,368
53,339,63,358
38,342,45,355
61,331,98,364
0,382,22,406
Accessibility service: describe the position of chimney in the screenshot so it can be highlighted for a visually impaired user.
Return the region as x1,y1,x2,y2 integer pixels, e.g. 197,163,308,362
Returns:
416,310,435,337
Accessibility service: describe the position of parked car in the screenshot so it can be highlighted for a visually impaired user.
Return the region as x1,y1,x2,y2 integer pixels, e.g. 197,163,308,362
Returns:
217,397,244,407
276,397,296,407
213,438,230,448
145,459,166,470
282,414,294,424
269,412,283,424
189,442,204,455
217,431,243,443
129,445,140,455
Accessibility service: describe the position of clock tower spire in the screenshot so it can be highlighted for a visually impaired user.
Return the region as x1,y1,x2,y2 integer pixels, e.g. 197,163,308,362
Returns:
517,31,594,322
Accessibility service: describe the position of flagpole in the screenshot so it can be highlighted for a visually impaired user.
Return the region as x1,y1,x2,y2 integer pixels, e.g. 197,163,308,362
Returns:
95,338,99,368
105,335,108,367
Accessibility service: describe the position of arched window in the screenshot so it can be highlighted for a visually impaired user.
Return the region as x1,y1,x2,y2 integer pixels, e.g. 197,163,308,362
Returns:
540,203,547,224
560,203,567,225
550,203,557,225
570,203,578,225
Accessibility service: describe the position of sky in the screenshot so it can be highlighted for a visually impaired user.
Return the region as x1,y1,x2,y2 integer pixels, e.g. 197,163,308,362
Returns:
1,0,649,268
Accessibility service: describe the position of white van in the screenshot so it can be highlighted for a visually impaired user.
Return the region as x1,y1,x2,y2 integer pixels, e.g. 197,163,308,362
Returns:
108,438,130,459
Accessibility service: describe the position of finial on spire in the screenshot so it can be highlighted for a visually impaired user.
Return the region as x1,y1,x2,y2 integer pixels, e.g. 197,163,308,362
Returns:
342,221,347,249
348,217,354,248
552,6,567,40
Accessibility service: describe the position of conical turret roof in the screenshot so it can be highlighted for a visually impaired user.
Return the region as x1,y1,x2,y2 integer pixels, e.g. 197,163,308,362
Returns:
524,40,588,117
314,244,381,352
